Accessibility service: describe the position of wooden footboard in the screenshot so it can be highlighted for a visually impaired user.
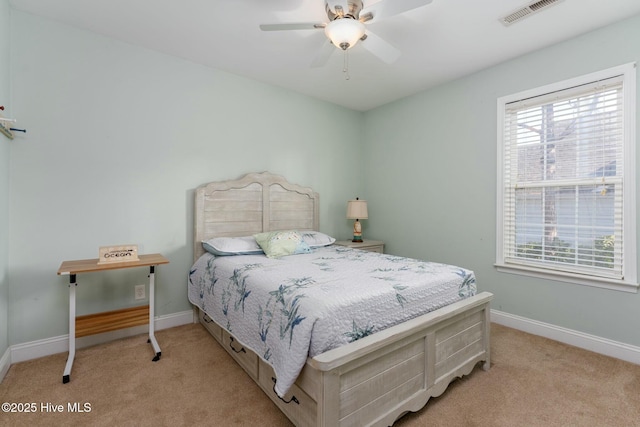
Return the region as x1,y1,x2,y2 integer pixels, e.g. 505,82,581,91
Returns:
197,291,493,427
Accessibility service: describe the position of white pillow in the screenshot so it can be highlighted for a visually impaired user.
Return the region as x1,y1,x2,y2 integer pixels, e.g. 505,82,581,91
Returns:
299,231,336,248
202,236,264,256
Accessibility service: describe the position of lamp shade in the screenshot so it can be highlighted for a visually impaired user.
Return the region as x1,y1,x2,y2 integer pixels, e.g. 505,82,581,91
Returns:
324,18,366,50
346,199,368,219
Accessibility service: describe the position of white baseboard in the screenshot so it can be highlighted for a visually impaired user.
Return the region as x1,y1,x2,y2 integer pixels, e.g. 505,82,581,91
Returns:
8,310,193,366
5,308,637,382
0,346,10,382
491,309,640,365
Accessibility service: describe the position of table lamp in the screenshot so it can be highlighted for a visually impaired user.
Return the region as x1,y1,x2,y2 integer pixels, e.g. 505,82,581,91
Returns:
347,198,368,242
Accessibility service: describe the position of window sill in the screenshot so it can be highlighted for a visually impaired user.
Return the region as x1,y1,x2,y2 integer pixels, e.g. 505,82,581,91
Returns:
494,263,639,293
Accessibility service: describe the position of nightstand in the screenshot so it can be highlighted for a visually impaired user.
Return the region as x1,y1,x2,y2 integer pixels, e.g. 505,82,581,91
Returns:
334,239,384,253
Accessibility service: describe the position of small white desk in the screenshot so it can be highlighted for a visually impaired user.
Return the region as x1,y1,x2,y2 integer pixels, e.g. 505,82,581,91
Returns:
57,253,169,384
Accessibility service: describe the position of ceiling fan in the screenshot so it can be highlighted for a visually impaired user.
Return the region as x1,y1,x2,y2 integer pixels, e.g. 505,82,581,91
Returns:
259,0,434,67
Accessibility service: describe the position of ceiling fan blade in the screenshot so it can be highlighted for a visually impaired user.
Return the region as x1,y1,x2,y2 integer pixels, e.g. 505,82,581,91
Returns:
311,41,336,68
361,0,433,24
260,23,325,31
361,30,401,64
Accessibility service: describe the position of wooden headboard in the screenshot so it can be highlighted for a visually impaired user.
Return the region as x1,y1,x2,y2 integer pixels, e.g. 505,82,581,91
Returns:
193,172,320,261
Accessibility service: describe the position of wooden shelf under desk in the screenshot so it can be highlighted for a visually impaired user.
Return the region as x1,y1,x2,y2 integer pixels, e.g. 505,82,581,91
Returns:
75,305,150,338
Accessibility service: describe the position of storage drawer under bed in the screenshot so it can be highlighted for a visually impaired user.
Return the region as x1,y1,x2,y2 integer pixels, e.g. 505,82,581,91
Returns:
258,359,317,426
221,330,259,380
198,309,259,380
198,310,222,342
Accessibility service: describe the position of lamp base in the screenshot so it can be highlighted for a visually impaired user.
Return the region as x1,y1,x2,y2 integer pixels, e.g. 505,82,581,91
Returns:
351,218,363,243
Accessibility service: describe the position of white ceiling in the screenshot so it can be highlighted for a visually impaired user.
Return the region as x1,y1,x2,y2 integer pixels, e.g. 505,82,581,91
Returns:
9,0,640,111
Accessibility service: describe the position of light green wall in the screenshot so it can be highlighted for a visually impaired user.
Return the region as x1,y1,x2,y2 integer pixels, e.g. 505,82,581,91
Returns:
8,11,362,344
6,8,640,350
363,13,640,346
0,0,10,356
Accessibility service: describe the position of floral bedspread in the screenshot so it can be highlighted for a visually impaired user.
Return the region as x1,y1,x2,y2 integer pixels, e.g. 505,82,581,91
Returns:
187,245,476,397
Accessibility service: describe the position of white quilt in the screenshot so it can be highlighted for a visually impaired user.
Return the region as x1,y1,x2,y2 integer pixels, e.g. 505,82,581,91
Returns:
188,245,476,397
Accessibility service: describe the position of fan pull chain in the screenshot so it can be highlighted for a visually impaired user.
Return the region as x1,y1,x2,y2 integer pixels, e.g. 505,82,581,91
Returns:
343,50,350,80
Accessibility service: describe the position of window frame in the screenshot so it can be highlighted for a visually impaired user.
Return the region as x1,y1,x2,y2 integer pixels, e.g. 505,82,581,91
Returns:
496,63,637,292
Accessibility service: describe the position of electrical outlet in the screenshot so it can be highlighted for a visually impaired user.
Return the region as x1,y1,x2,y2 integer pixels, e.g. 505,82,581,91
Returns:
135,284,146,300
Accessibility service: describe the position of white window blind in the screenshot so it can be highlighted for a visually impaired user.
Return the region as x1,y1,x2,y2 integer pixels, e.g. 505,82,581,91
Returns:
497,64,637,291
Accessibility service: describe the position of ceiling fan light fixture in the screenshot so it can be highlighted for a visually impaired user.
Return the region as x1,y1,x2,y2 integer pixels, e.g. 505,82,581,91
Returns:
324,18,366,50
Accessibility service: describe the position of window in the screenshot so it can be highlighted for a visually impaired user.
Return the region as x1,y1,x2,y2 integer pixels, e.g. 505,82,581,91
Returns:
496,63,637,292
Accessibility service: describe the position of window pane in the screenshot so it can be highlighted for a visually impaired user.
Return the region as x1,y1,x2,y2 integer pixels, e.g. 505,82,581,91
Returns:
514,88,623,185
499,69,632,283
513,185,619,274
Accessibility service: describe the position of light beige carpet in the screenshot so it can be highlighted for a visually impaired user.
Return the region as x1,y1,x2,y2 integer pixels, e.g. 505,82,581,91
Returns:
1,323,639,426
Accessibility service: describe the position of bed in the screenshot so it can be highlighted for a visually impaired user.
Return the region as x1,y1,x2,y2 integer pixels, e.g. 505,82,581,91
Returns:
189,171,493,426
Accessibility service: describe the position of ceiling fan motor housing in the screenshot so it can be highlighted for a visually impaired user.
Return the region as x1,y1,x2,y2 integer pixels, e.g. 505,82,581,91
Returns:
326,0,363,21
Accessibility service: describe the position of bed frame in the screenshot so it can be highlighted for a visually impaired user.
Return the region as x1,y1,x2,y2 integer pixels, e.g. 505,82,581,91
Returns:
193,171,493,426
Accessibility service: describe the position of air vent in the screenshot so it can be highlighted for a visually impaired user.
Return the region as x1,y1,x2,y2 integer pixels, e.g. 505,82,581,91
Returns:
500,0,564,26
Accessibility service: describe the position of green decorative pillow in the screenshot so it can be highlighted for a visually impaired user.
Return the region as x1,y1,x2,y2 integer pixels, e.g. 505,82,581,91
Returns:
254,230,312,258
